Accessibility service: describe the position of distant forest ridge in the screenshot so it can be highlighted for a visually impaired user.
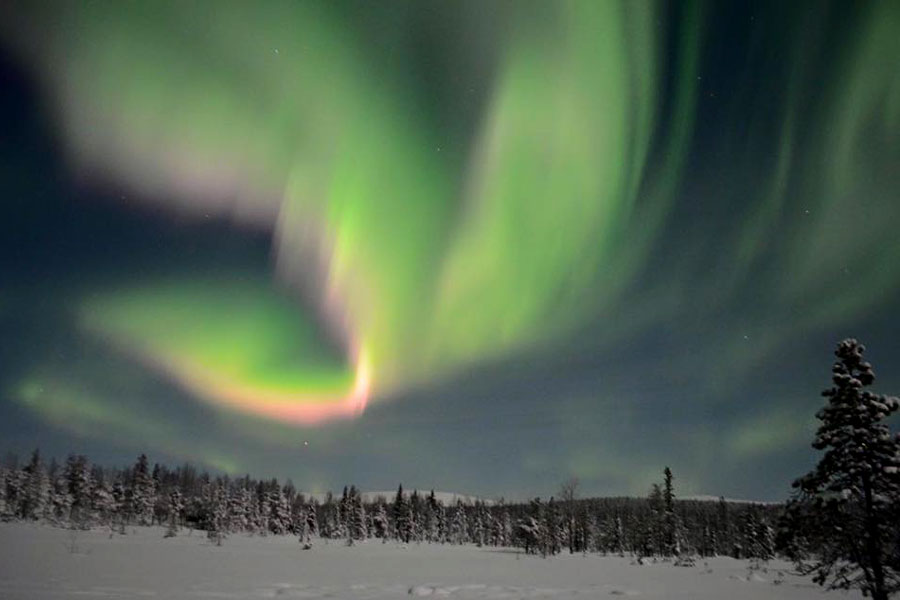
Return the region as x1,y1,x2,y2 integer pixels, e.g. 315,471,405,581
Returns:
1,449,780,561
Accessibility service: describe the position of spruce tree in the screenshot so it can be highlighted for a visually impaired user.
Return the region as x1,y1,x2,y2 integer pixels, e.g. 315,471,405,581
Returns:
65,454,92,527
450,501,468,545
3,467,23,520
545,497,563,555
205,481,227,545
352,488,367,541
129,454,156,526
51,473,72,525
301,503,318,545
715,496,733,556
340,486,351,537
779,339,900,600
372,501,389,540
20,449,48,521
612,515,625,555
242,485,255,532
91,474,115,525
479,503,495,546
268,483,291,535
740,505,773,561
392,484,410,542
662,467,681,557
111,474,127,533
647,483,664,557
436,502,447,544
256,481,271,535
409,490,422,542
423,491,437,542
165,489,183,537
471,502,483,547
559,478,579,553
0,466,7,518
517,498,544,555
326,498,342,539
228,487,247,532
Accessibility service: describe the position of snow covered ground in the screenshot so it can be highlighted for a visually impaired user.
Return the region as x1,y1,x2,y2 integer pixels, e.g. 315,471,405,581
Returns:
0,523,859,600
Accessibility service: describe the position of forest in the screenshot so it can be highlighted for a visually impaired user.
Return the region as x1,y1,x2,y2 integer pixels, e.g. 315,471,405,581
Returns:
0,450,778,561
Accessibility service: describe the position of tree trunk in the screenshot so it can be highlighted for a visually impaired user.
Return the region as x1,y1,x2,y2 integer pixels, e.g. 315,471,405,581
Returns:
569,516,574,554
862,473,887,600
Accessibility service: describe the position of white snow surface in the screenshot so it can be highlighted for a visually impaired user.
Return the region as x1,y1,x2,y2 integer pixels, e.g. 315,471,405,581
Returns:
0,522,859,600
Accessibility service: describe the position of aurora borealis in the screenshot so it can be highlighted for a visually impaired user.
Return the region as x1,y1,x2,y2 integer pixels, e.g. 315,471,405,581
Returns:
0,0,898,500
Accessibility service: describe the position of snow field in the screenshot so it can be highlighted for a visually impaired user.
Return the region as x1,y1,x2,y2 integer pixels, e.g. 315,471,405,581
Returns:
0,523,860,599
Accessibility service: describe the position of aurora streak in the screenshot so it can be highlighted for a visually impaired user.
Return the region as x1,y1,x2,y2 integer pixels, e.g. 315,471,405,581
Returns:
4,0,700,420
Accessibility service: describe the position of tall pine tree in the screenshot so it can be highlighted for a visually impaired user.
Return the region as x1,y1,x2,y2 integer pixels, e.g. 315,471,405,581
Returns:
779,339,900,600
661,467,682,557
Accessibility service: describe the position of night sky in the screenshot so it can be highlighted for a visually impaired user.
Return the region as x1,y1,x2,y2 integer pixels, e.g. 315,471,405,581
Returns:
0,0,898,501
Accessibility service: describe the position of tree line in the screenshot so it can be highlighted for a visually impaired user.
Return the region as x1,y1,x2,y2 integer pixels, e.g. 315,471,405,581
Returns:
0,448,777,560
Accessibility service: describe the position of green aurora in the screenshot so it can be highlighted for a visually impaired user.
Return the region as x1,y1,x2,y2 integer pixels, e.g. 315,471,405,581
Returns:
0,0,898,498
7,0,703,405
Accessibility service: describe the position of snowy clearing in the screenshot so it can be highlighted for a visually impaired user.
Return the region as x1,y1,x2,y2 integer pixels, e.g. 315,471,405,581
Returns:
0,523,859,600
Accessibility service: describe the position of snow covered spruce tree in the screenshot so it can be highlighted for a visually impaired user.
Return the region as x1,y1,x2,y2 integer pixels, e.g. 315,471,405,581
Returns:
0,466,7,519
661,467,683,558
645,483,664,557
449,500,468,545
299,502,317,546
65,454,93,528
779,339,900,600
739,505,774,561
20,449,49,521
393,484,412,543
128,454,156,526
371,500,389,540
423,491,438,542
559,478,579,553
165,489,183,537
345,485,366,544
204,480,228,546
515,499,541,555
50,470,72,525
268,482,292,535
